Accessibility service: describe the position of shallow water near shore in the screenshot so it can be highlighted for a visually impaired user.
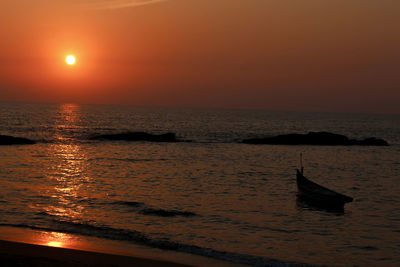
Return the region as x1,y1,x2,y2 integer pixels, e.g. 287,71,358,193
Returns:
0,103,399,266
0,226,242,267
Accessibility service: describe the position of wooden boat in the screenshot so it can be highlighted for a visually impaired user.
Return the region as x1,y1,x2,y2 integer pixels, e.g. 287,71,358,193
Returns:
296,169,353,209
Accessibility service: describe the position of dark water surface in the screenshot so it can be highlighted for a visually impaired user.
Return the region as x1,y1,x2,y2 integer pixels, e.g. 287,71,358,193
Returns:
0,103,399,266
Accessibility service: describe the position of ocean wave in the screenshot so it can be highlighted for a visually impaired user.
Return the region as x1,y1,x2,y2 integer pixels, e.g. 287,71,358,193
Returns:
35,211,58,217
139,208,196,217
109,200,197,217
0,222,309,267
110,200,144,207
32,197,197,219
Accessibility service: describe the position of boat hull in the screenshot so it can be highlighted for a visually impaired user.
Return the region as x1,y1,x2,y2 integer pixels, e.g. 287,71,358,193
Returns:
296,170,353,209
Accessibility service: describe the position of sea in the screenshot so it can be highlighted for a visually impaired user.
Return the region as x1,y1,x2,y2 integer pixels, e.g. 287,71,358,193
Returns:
0,102,399,266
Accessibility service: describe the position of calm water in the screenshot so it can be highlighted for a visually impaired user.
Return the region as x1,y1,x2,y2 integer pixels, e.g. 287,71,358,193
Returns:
0,103,399,266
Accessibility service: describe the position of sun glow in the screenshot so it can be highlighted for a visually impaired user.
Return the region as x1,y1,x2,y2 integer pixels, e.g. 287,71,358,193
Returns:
47,241,63,248
66,55,76,65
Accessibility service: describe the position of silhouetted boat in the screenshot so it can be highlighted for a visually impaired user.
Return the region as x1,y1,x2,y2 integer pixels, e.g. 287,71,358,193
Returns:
296,169,353,209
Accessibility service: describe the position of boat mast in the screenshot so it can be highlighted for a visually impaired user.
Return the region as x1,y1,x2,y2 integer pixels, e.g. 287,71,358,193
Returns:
300,153,304,174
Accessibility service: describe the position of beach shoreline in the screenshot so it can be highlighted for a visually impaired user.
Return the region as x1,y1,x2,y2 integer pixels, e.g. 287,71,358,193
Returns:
0,226,248,267
0,238,191,267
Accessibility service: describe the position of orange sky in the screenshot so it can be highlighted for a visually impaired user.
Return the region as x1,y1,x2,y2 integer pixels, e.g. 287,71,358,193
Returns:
0,0,399,113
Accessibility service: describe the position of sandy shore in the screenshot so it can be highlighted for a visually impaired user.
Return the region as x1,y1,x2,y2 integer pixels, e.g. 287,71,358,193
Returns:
0,239,191,267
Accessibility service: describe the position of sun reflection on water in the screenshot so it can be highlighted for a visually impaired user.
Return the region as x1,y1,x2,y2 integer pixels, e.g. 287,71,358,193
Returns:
42,104,90,220
54,103,82,142
41,232,72,248
47,241,64,247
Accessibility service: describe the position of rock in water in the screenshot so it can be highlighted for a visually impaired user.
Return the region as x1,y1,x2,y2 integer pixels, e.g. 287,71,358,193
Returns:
0,135,36,145
242,132,388,146
356,137,388,146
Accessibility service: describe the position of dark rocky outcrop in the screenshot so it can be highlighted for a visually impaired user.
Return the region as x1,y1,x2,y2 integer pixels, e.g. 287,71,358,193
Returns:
89,132,179,142
0,135,36,145
354,137,389,146
242,132,388,146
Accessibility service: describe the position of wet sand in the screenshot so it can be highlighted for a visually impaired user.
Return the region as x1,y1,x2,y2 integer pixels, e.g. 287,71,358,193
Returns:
0,239,191,267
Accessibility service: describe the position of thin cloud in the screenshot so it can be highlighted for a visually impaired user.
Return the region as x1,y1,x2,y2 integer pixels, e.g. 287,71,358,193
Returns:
79,0,167,10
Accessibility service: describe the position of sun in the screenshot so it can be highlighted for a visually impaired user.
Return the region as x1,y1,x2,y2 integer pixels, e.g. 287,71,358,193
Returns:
65,55,76,65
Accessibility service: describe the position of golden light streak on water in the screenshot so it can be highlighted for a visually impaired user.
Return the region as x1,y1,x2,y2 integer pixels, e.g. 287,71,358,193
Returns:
43,103,90,219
